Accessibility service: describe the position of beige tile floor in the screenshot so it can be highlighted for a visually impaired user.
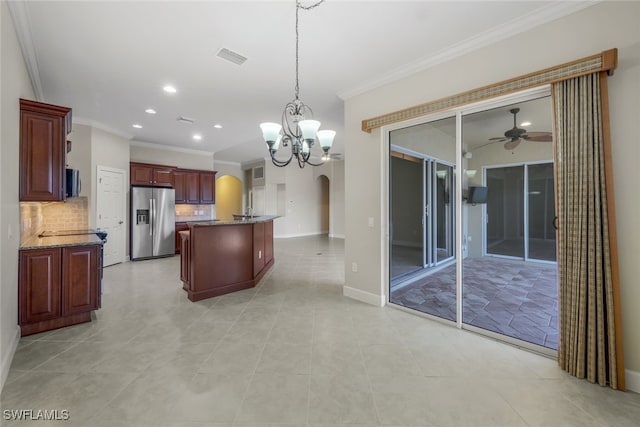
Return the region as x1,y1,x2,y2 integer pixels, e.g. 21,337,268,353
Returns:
2,236,639,426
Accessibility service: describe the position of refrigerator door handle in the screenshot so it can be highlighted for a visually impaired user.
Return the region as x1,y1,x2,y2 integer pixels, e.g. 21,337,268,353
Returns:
150,198,154,236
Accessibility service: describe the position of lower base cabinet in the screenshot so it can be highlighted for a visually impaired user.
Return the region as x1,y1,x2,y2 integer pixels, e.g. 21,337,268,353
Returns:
19,244,101,336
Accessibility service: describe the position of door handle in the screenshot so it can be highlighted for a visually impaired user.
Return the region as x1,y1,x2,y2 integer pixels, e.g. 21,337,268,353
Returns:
150,199,154,236
552,216,558,230
118,220,123,225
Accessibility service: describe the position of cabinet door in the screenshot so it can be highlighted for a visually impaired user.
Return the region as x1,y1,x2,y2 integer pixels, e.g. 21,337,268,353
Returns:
264,220,274,264
19,248,61,324
253,222,265,274
62,245,99,315
174,171,187,203
199,172,216,204
153,167,175,187
19,110,65,201
130,163,154,185
186,172,200,204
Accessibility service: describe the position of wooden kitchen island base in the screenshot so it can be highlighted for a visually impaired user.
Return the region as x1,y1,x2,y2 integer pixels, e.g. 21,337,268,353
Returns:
180,217,275,302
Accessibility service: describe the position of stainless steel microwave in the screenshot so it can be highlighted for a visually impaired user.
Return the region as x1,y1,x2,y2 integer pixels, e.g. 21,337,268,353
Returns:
66,168,81,198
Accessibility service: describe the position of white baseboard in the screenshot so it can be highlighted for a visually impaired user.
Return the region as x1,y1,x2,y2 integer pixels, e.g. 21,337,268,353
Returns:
343,285,386,307
329,233,345,239
1,325,21,391
626,369,640,393
274,231,326,239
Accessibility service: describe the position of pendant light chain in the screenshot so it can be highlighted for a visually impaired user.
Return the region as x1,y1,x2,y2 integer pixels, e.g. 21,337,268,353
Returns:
294,0,325,101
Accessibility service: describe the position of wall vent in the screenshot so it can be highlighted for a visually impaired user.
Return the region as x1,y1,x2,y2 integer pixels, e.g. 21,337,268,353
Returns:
216,48,248,65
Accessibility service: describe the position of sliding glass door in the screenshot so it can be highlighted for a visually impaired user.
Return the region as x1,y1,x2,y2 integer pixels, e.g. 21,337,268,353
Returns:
388,93,559,351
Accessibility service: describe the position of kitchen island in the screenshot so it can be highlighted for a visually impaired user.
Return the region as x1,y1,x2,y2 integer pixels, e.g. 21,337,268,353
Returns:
179,216,276,302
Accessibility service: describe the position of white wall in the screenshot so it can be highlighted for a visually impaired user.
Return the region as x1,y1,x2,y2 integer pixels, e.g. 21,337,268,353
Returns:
89,128,130,229
1,1,36,389
130,141,214,170
344,1,640,379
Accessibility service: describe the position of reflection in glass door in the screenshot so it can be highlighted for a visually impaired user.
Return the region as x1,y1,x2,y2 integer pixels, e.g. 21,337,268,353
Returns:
388,116,457,322
390,154,423,279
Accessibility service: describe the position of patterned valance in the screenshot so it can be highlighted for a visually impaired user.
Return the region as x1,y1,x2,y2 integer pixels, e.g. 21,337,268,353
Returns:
361,49,617,133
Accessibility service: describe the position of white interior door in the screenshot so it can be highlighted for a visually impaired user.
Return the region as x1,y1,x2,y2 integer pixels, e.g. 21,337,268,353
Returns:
97,166,125,266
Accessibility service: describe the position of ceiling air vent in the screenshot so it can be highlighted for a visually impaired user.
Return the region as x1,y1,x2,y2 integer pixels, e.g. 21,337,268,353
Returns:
216,48,248,65
176,116,195,124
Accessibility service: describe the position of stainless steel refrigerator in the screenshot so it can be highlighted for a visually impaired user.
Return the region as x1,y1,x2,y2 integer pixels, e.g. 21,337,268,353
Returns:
131,186,175,260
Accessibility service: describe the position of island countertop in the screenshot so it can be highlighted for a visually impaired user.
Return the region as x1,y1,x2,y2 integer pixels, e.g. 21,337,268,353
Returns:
187,215,279,227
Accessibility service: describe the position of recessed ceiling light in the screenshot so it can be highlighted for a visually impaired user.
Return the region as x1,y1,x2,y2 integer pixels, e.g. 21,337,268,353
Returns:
193,134,202,141
520,121,532,127
163,85,177,93
145,108,157,114
132,124,142,129
213,124,223,129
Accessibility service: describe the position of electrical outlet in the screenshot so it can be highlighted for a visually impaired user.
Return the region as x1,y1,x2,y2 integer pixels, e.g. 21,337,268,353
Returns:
351,262,358,272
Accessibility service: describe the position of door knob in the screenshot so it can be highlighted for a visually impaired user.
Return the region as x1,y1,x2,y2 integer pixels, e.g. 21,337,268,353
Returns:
119,221,124,224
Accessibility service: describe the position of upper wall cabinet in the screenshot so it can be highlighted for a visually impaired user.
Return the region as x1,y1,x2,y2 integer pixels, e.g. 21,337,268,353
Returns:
199,172,216,204
19,99,72,202
174,168,216,204
130,162,175,187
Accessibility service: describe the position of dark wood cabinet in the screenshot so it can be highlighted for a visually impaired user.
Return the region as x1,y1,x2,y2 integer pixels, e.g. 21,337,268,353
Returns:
199,172,216,204
19,244,101,336
19,99,72,201
19,248,61,324
130,162,175,187
62,246,100,316
173,168,215,204
253,222,265,274
180,219,275,302
175,222,189,254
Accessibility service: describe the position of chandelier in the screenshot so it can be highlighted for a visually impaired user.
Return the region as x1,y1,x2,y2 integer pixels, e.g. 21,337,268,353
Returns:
259,0,335,168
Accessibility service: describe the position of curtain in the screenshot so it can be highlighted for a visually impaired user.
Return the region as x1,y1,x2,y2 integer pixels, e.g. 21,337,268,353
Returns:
553,72,622,389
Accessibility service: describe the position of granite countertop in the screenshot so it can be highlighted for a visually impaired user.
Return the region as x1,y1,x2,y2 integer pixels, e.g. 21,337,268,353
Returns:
20,234,103,250
188,215,279,227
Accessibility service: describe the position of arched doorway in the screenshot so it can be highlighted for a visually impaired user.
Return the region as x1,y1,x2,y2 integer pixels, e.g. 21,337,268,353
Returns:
215,175,242,221
317,175,330,235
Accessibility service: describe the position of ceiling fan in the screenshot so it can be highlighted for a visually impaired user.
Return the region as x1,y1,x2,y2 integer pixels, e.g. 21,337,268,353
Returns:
489,108,552,150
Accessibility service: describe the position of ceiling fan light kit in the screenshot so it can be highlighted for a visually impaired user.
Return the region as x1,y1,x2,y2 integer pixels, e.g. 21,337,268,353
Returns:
259,0,335,168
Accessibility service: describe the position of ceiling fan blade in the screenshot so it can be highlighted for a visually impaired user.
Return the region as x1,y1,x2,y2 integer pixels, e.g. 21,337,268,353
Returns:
489,137,507,142
504,138,521,150
522,131,553,142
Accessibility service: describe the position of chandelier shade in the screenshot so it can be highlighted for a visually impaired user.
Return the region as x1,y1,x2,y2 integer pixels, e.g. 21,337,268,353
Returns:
259,0,335,168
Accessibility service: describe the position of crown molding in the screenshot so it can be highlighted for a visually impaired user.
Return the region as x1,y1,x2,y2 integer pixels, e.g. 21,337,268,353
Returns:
8,0,44,101
72,117,133,140
213,159,242,167
337,0,600,100
130,140,214,157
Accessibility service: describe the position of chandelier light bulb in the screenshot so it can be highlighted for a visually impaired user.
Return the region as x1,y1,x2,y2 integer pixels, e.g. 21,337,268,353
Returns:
317,130,336,151
298,119,321,141
260,122,282,143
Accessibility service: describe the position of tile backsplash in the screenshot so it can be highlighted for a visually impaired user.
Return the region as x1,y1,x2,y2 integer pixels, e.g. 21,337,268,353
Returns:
175,204,216,222
20,197,89,240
